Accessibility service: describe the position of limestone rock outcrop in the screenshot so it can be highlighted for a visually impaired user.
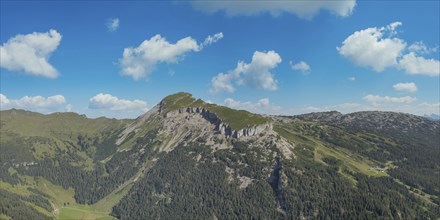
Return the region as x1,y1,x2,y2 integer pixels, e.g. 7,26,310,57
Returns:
163,105,271,139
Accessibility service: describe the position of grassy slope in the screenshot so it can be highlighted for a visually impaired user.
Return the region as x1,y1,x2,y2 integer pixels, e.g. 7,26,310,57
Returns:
57,205,116,220
0,109,131,138
0,110,134,219
0,214,12,219
1,109,131,168
56,155,158,219
0,172,120,220
54,176,130,220
116,114,161,152
0,150,157,220
274,122,387,179
274,119,440,208
161,92,268,130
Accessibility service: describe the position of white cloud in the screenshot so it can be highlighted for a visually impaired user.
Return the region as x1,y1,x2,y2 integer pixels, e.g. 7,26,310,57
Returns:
223,97,282,115
399,52,440,76
337,22,406,72
106,18,120,32
338,22,440,76
363,94,416,104
89,93,147,111
408,41,437,55
387,21,402,33
0,94,10,108
190,0,356,19
202,32,224,48
348,76,356,81
210,71,240,93
210,50,281,94
0,29,62,78
0,93,68,112
66,104,73,112
120,33,222,80
258,98,270,107
290,60,311,74
393,82,417,93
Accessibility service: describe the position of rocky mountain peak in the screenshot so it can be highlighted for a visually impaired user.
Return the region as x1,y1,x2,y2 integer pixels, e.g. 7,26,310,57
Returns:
157,92,272,133
115,92,275,153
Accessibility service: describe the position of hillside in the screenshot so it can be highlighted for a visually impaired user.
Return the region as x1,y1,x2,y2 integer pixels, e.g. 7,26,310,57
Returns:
1,93,439,219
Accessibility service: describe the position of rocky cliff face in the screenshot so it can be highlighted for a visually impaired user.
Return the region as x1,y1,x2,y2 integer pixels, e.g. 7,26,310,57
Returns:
164,106,272,139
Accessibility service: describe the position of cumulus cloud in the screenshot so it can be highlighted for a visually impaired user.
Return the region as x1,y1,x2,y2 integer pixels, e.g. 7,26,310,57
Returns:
348,76,356,81
190,0,356,19
337,22,406,72
210,71,240,93
0,93,68,113
120,33,223,80
338,22,440,76
0,29,62,78
106,18,120,32
399,52,440,76
120,35,199,80
290,60,311,74
223,97,282,114
210,50,281,94
393,82,417,93
408,41,437,55
363,94,416,104
89,93,147,111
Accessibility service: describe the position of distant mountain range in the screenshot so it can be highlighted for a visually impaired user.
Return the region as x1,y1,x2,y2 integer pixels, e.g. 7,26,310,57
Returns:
424,113,440,121
1,92,439,219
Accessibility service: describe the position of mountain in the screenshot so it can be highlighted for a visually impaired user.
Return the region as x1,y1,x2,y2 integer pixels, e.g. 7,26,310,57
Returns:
424,113,440,121
1,92,439,219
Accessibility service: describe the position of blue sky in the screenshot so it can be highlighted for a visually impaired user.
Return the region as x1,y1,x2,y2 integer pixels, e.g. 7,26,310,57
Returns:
1,1,439,118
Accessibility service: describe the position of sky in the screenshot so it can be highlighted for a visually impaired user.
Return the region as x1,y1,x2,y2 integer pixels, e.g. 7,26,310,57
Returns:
1,1,439,119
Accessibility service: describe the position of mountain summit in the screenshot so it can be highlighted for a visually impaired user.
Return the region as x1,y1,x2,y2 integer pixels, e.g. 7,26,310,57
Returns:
116,92,288,155
160,92,270,132
1,92,439,219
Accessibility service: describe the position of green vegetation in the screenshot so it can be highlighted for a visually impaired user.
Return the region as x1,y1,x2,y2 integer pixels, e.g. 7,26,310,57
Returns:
0,214,12,219
160,92,198,112
0,109,131,138
273,123,386,178
0,189,52,220
112,142,281,219
1,99,439,219
57,204,116,220
161,92,269,130
113,139,440,219
276,115,440,208
203,103,268,130
0,173,123,220
92,183,134,214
